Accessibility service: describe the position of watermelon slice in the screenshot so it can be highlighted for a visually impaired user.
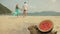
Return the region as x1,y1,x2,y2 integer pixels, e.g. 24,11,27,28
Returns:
38,20,53,32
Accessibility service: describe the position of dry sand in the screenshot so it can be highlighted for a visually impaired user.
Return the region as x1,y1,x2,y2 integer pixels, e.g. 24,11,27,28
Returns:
0,16,60,34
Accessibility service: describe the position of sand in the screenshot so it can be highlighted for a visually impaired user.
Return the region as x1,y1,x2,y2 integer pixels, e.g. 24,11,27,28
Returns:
0,16,60,34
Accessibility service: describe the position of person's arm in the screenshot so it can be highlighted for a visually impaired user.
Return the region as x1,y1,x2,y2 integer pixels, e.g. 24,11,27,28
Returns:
28,25,38,34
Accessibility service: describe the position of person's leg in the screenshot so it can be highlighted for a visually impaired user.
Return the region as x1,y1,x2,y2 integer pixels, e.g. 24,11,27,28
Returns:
17,13,18,17
23,10,27,17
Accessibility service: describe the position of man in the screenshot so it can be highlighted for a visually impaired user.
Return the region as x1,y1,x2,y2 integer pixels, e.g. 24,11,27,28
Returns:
22,2,28,17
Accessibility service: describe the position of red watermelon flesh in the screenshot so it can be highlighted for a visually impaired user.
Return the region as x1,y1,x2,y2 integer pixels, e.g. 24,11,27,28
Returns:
39,20,52,31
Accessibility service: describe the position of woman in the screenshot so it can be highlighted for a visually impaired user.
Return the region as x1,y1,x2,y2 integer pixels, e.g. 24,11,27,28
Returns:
13,4,19,17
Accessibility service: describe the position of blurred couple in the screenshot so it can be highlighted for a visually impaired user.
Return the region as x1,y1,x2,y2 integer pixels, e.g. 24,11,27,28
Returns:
13,2,28,17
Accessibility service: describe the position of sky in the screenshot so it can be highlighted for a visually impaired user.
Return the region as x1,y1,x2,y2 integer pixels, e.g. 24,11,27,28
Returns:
0,0,60,13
